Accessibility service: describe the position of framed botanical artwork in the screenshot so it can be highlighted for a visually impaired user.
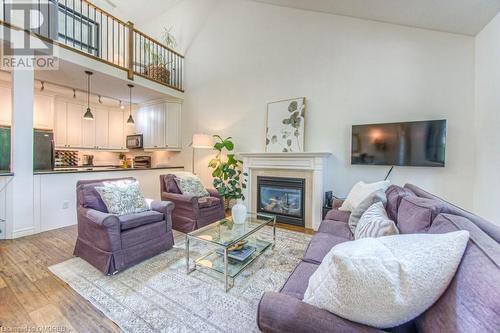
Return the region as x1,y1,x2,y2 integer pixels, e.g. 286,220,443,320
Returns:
266,97,306,153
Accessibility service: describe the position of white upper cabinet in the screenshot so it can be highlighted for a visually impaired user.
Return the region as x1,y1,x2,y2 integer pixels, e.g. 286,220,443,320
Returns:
54,101,67,147
165,102,182,149
137,101,182,151
54,99,127,150
108,109,125,149
0,87,54,129
81,108,96,149
95,108,109,148
66,103,83,148
34,94,54,130
0,86,12,126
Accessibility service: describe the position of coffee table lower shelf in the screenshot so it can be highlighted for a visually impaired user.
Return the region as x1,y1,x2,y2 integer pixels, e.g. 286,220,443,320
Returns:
194,239,272,280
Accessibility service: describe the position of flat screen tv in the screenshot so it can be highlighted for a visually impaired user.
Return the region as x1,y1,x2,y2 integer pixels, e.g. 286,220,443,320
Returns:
351,120,447,167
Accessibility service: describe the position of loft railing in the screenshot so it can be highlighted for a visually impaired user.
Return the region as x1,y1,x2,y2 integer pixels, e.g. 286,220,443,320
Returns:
0,0,184,92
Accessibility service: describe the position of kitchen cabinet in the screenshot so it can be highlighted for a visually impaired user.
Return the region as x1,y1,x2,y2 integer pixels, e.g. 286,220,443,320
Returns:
54,101,67,147
95,108,109,148
137,101,182,151
81,109,96,149
66,103,83,148
165,103,182,149
34,94,54,130
0,87,54,129
108,109,125,149
54,99,127,150
0,87,12,126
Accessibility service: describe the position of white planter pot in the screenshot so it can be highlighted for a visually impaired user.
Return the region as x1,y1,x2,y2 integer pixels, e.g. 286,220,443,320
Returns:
231,200,247,224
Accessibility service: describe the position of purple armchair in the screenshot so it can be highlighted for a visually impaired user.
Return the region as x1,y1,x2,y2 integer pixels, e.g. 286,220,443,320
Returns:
73,177,175,275
160,174,225,233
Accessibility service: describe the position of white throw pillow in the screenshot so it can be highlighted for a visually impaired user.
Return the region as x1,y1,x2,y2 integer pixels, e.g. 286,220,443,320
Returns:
175,174,209,197
354,202,399,239
303,231,470,329
339,181,390,212
96,180,150,216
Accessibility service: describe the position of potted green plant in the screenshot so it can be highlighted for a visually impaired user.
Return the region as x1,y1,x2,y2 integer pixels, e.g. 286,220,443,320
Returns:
209,136,248,224
143,27,177,84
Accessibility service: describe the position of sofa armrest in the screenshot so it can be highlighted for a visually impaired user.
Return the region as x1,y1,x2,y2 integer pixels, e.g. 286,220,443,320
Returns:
150,200,175,215
258,292,384,333
84,208,120,228
150,200,175,231
77,207,121,251
332,198,344,209
324,208,351,223
161,192,198,204
206,188,221,199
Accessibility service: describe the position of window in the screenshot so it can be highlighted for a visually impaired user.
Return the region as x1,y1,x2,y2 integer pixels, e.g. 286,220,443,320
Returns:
53,0,99,56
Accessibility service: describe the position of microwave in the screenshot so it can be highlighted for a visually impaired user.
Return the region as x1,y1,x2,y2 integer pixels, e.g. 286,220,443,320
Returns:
126,134,143,149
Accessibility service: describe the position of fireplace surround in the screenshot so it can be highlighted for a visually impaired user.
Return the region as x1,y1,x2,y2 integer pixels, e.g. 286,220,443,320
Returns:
257,176,305,226
240,152,331,230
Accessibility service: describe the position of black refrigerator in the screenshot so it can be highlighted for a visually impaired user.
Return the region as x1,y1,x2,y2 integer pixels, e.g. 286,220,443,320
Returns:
34,129,55,171
0,126,10,172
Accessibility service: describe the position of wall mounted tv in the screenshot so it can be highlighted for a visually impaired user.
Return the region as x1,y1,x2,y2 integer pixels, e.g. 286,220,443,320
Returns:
351,120,447,167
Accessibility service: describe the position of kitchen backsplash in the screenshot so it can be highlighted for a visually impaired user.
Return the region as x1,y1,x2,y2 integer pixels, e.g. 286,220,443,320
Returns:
75,150,175,168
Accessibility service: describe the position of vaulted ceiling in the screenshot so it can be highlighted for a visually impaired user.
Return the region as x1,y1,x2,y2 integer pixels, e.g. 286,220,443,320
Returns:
251,0,500,36
97,0,500,36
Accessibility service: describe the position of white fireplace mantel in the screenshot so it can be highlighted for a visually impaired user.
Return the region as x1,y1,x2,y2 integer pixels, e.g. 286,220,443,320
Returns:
239,152,332,230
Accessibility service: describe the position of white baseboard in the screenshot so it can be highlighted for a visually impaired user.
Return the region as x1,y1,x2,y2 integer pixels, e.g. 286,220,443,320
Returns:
12,227,35,239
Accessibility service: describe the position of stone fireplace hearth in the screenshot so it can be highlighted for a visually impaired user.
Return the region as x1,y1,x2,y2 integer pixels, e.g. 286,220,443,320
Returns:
239,152,331,231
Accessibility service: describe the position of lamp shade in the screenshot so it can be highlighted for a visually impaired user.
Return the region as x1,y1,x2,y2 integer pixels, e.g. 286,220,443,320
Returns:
192,134,213,149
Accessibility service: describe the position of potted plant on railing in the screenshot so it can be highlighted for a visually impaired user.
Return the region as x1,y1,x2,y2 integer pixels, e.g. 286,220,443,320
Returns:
143,27,177,85
209,136,248,224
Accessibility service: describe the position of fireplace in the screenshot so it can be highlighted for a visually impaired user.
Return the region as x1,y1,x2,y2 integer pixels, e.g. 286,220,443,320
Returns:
257,176,305,227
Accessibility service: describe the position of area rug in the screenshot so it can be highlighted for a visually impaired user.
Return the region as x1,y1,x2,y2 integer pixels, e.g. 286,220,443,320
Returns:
49,227,311,333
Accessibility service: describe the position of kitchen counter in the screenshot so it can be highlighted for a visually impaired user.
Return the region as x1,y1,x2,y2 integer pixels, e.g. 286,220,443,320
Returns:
34,166,184,175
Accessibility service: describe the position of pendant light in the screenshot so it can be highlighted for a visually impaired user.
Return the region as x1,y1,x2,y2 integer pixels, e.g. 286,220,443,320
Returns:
83,71,94,120
126,84,135,125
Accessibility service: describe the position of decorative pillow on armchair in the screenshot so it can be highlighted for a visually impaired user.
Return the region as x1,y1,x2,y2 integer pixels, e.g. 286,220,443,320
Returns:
96,180,150,216
174,174,210,197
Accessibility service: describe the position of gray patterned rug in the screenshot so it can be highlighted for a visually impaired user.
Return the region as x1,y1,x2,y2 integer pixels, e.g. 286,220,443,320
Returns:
49,227,311,333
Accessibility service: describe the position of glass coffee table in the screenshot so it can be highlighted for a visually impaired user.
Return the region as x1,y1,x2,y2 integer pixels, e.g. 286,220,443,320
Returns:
186,213,276,292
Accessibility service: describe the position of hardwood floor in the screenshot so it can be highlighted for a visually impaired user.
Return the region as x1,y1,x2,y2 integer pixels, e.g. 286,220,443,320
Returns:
0,223,312,332
0,226,121,333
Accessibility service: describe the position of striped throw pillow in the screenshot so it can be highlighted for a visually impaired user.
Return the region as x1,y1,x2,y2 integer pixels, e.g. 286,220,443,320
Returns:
354,202,399,239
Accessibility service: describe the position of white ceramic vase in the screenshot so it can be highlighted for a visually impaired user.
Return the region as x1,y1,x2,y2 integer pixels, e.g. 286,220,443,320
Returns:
231,199,247,224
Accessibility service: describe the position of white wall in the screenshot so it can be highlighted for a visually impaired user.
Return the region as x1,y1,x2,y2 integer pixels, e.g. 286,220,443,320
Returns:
143,0,476,208
474,12,500,224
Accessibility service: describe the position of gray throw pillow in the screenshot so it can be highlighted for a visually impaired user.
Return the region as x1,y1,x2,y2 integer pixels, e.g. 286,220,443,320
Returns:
348,189,387,233
354,202,399,239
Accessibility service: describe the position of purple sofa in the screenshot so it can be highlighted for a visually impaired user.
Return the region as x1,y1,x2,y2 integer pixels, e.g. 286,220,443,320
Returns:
160,174,225,233
258,184,500,333
73,178,175,275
